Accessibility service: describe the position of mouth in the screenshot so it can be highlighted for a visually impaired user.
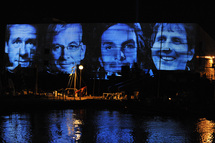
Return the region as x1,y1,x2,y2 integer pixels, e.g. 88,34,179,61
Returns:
161,56,176,61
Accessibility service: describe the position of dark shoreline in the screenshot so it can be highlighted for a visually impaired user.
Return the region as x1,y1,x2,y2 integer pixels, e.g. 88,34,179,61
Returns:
0,95,215,119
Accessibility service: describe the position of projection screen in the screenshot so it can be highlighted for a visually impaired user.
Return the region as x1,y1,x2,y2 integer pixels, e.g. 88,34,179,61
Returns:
4,23,196,78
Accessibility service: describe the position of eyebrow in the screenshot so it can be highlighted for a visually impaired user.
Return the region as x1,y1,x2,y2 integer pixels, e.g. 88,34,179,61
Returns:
102,41,114,45
68,41,79,45
52,43,64,48
26,38,36,43
121,39,135,47
156,35,166,38
12,37,22,43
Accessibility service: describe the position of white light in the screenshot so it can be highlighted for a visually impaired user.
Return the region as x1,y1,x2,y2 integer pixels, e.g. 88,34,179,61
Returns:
79,65,83,70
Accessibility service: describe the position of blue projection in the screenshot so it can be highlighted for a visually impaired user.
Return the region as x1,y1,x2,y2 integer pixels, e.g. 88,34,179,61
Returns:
100,23,138,76
151,23,195,70
4,23,196,78
5,24,37,72
47,24,85,74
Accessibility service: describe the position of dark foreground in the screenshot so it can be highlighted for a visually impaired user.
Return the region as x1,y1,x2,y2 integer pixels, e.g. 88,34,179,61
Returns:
1,95,215,142
0,105,215,142
0,95,215,119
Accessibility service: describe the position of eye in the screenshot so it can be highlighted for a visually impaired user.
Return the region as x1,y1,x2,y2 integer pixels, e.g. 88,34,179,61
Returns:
124,43,135,49
156,36,166,43
12,39,22,44
68,43,79,51
105,45,112,50
52,45,62,51
102,42,114,50
103,44,112,50
26,39,36,46
172,37,183,45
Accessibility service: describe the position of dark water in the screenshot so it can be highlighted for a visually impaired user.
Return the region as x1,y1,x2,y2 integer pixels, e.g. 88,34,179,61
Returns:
0,109,214,143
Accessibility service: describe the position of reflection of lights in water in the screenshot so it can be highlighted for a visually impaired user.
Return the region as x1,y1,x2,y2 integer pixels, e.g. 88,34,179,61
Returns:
1,114,31,143
49,110,83,142
73,119,82,141
196,118,215,143
95,111,134,142
73,119,82,125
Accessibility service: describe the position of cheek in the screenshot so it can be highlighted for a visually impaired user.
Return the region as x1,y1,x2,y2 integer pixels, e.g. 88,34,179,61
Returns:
9,49,19,56
125,49,137,59
70,51,80,58
52,51,61,59
101,48,108,55
152,56,159,62
101,49,114,58
173,44,188,53
152,42,160,49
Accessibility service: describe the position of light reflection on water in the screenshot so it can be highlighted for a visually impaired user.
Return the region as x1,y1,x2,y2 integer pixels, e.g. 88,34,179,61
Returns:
0,109,214,143
196,118,215,143
95,111,134,143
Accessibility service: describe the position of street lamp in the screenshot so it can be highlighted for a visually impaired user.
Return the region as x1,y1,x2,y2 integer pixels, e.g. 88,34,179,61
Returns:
79,65,84,70
79,65,83,100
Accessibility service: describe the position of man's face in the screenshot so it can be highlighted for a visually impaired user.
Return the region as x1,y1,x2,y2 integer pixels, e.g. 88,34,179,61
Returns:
152,24,191,70
101,23,137,73
51,24,84,74
6,24,37,70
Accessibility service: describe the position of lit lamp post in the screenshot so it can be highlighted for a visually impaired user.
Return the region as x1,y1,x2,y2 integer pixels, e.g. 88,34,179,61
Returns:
79,65,83,100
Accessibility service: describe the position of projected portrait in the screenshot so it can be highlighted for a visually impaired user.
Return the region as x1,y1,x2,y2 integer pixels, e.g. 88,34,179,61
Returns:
5,24,37,72
47,24,86,74
99,23,143,77
151,23,195,70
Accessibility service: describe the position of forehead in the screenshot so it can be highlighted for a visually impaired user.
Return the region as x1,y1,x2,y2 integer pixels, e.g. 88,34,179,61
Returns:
101,24,136,42
9,24,36,36
156,24,187,36
53,24,82,41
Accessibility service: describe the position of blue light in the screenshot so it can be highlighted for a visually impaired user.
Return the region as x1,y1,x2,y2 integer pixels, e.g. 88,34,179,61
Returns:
4,23,196,75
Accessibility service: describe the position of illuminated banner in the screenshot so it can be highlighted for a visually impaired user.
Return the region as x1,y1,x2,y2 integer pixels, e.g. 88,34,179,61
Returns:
151,23,195,71
5,23,196,78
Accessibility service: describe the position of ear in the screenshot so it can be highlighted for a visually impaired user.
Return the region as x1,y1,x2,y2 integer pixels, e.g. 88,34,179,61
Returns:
80,43,86,60
5,41,9,53
187,48,194,61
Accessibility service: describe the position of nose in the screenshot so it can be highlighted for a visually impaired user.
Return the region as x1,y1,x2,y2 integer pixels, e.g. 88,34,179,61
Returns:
162,48,172,54
120,51,126,61
19,43,26,55
114,48,126,61
161,42,172,54
61,48,70,59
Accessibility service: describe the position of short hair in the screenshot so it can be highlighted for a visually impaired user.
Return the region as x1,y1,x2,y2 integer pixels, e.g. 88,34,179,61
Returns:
46,23,83,47
151,23,196,70
45,23,83,74
6,24,38,44
151,23,195,51
94,23,145,67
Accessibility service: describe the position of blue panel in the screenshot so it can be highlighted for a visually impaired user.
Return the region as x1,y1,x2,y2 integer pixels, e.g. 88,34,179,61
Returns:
151,23,195,70
4,23,196,77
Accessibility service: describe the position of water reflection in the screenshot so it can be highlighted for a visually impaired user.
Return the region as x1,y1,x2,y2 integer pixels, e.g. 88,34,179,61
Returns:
95,110,134,143
196,118,215,143
145,116,191,142
0,109,214,142
48,110,84,142
0,113,31,143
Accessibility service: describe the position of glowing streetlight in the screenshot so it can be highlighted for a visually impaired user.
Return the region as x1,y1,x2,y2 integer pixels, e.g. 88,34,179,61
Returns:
79,65,83,100
79,65,84,70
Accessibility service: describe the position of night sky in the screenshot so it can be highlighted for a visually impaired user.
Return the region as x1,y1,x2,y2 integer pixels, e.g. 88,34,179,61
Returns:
2,1,215,39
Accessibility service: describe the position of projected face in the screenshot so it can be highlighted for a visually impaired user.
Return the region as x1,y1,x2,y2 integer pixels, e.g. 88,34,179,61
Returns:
5,24,37,71
100,23,137,74
51,24,85,74
152,23,192,70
